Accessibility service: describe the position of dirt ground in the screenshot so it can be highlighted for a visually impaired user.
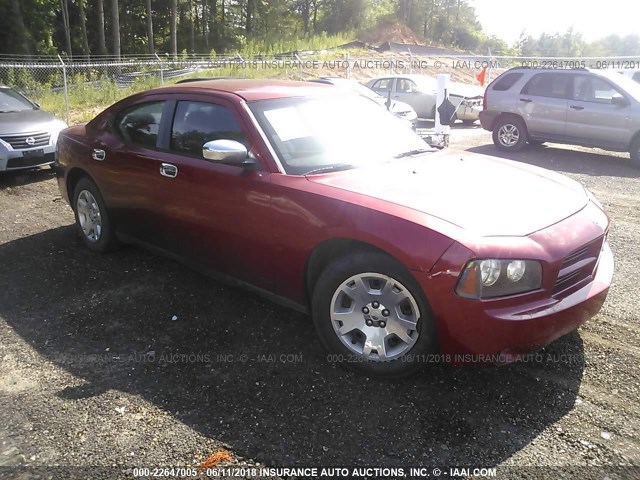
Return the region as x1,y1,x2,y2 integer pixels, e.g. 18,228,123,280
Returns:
1,125,639,480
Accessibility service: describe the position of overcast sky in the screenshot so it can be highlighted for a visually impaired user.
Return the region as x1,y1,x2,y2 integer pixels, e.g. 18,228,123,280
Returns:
470,0,640,44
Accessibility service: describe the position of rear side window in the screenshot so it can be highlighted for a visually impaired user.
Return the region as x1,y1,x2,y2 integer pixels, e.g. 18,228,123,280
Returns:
170,101,246,157
491,72,523,91
372,79,392,92
114,101,164,148
521,73,571,99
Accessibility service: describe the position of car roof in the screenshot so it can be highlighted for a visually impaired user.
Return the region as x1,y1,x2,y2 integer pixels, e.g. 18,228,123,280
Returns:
156,78,331,102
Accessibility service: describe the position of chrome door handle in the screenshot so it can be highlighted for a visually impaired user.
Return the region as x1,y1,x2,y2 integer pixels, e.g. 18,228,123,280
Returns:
92,149,106,161
160,163,178,178
570,105,584,110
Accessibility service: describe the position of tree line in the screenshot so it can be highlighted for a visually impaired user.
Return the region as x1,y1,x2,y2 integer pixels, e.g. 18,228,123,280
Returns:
0,0,637,58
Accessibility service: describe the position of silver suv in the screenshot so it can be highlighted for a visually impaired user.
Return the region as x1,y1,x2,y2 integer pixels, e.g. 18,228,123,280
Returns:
479,67,640,168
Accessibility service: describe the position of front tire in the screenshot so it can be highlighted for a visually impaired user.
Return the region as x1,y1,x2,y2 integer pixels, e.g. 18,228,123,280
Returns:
312,252,438,377
492,116,528,151
72,177,119,253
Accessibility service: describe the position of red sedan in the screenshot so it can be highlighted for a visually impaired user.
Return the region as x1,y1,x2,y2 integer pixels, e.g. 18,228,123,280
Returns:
55,79,613,376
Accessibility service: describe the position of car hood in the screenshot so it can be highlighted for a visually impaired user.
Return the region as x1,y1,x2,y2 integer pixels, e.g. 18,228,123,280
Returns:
306,150,588,237
449,82,484,99
0,109,59,135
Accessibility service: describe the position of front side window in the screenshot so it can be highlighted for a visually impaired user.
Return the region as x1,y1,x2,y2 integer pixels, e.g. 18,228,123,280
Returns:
521,73,571,99
397,79,417,93
114,101,164,148
574,76,622,104
170,101,246,157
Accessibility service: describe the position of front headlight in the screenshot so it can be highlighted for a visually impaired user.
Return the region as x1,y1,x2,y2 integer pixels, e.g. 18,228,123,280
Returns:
456,259,543,299
49,120,68,145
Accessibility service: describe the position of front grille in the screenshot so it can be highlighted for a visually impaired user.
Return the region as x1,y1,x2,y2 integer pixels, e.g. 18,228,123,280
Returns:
0,131,50,150
6,152,54,169
553,236,605,297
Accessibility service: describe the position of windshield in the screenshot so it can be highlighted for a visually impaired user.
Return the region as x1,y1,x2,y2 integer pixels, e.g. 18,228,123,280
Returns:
596,70,640,100
0,88,35,112
249,93,431,175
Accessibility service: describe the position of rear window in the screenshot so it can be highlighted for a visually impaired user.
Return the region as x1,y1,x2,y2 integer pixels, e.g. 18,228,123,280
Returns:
491,72,523,91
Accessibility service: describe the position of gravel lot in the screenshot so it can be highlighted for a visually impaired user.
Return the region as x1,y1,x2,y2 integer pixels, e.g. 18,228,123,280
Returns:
1,125,639,480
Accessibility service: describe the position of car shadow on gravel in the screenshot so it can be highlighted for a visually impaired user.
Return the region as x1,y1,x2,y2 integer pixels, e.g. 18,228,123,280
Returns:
467,144,639,179
0,226,586,467
0,167,55,190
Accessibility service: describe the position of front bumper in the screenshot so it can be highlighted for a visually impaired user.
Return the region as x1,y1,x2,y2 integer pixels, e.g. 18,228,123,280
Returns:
479,110,500,131
456,104,482,122
416,205,613,361
0,143,56,171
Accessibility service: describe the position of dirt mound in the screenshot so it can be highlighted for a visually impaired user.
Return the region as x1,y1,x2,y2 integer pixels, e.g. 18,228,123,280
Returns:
361,21,424,46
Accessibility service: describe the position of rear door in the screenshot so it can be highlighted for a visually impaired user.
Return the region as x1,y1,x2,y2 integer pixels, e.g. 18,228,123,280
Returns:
93,98,171,243
565,74,632,149
518,72,571,139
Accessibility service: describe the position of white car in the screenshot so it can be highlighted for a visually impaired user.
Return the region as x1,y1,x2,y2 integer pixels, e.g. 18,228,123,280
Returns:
308,77,418,125
618,69,640,84
366,74,484,124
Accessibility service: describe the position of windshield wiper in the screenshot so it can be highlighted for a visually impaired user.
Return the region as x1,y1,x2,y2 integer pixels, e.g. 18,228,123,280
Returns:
304,163,355,175
393,148,431,159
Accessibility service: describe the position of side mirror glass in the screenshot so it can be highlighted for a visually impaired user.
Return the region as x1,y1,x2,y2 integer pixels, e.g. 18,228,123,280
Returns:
202,139,254,166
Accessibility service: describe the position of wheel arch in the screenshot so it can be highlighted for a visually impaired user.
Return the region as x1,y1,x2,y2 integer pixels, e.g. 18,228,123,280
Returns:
628,130,640,151
304,238,401,308
494,112,528,133
66,167,95,208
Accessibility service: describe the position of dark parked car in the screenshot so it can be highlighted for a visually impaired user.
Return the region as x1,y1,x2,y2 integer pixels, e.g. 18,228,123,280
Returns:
0,85,67,172
55,79,613,376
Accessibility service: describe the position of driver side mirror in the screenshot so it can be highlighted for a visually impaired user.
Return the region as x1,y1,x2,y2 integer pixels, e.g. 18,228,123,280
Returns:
202,140,256,167
611,94,628,107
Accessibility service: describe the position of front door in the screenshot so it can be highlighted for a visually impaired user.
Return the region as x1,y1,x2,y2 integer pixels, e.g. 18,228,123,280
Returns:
150,97,276,290
565,74,631,149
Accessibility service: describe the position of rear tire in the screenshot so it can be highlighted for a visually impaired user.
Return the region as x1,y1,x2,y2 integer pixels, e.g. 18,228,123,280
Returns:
492,116,528,151
630,136,640,169
72,177,119,253
312,252,438,377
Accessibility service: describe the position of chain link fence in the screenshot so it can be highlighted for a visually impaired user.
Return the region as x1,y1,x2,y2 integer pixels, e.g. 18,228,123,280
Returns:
2,53,639,124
